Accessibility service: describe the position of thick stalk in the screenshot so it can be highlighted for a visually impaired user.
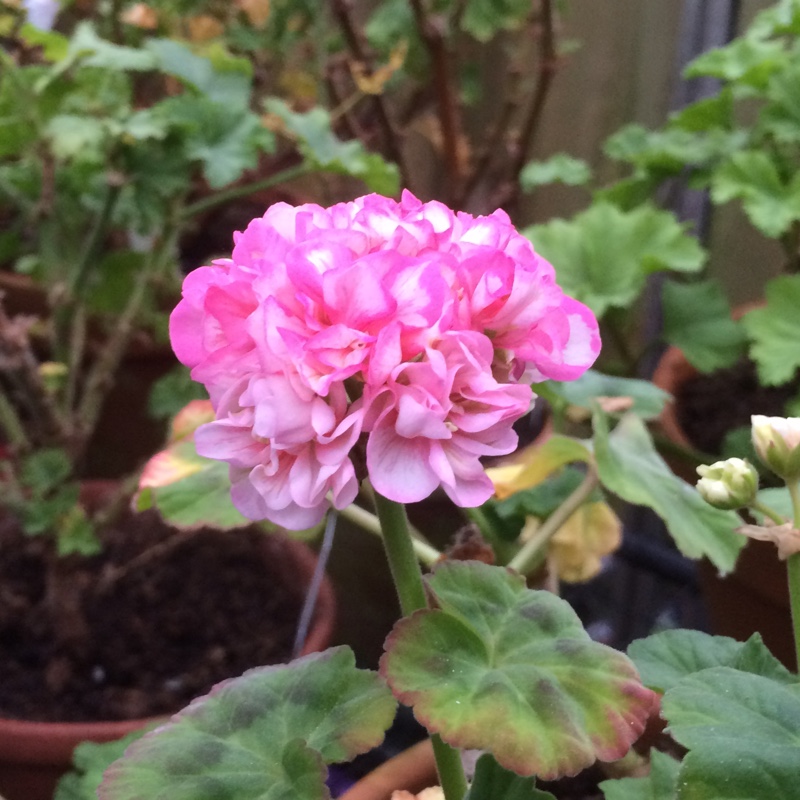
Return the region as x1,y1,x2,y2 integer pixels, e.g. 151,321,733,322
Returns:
372,492,468,800
786,479,800,671
508,466,599,575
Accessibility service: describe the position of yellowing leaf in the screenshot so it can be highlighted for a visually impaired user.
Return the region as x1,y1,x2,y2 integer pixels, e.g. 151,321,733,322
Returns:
278,69,318,103
187,14,224,41
350,42,407,95
237,0,270,28
138,447,204,490
487,436,592,500
549,501,622,583
169,399,215,444
120,3,159,29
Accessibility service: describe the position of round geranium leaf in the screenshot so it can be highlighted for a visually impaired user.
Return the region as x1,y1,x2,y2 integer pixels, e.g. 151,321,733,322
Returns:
380,561,657,779
100,647,396,800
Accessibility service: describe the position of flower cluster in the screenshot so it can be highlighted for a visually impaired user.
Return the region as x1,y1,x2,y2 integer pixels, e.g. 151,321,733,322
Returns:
170,191,600,528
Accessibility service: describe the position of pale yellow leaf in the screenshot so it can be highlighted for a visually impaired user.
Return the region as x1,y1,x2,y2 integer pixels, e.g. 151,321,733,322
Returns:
549,501,622,583
187,14,224,41
237,0,270,27
120,2,159,29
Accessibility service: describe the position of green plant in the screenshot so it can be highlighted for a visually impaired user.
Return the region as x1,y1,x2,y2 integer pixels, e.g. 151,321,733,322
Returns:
599,0,800,393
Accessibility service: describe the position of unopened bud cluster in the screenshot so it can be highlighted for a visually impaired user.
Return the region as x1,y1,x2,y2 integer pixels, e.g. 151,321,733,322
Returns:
696,458,758,510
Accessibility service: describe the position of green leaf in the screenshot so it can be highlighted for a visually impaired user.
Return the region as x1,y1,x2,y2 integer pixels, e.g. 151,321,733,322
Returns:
148,366,209,420
99,647,396,800
685,38,787,88
68,23,157,72
546,370,671,420
599,750,679,800
592,411,744,573
466,754,556,800
45,114,107,160
147,38,252,108
137,439,253,530
711,150,800,238
525,203,705,318
381,561,656,779
266,99,399,195
664,667,800,800
604,124,736,174
56,728,153,800
519,155,591,191
19,24,69,61
661,279,747,372
20,448,72,493
156,95,273,188
461,0,531,41
669,91,735,132
742,275,800,386
57,507,101,557
491,467,589,527
628,630,795,694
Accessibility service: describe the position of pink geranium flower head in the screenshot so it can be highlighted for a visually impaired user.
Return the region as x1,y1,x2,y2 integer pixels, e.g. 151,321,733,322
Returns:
170,191,600,529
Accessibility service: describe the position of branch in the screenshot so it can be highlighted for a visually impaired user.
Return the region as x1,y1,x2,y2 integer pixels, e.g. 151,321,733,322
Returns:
0,303,69,448
457,63,522,208
408,0,463,194
493,0,559,213
75,227,178,453
329,0,408,188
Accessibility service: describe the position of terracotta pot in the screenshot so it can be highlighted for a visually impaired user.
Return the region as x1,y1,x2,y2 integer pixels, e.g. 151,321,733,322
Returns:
338,740,438,800
651,342,795,670
0,527,336,800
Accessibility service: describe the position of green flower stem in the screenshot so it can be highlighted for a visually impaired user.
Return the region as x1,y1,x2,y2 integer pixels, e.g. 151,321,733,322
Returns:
338,502,441,568
750,499,786,526
508,465,599,575
372,492,428,615
180,164,310,220
786,479,800,671
372,492,468,800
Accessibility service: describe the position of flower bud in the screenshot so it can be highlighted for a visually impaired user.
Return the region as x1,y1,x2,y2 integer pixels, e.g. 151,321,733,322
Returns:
751,415,800,482
696,457,758,510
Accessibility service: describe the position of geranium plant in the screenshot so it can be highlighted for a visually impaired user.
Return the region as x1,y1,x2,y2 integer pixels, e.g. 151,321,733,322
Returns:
93,191,669,800
84,190,799,800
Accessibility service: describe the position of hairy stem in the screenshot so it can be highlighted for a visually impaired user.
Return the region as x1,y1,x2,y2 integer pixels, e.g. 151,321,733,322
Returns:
372,492,468,800
786,479,800,671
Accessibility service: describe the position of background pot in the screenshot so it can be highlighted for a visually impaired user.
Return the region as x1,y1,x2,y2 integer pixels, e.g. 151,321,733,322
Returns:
0,533,336,800
337,739,438,800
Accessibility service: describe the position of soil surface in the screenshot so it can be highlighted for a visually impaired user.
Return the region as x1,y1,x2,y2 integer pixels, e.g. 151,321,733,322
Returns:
0,508,305,722
676,359,799,455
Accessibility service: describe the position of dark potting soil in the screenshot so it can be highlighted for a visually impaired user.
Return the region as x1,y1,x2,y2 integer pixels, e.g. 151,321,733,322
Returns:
675,359,800,456
0,509,305,722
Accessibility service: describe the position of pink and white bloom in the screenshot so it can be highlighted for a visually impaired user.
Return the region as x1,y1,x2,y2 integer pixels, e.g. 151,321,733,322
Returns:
170,191,600,529
751,415,800,481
